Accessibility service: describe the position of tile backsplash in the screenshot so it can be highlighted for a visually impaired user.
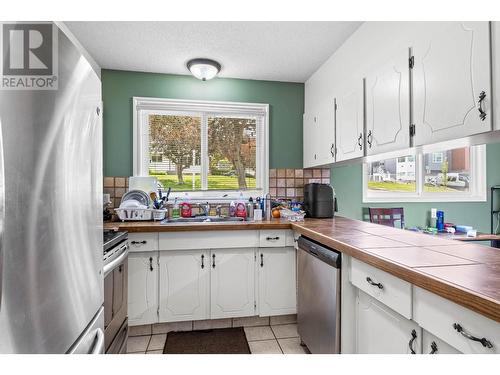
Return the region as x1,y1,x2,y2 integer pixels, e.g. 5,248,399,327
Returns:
269,168,330,201
104,167,331,214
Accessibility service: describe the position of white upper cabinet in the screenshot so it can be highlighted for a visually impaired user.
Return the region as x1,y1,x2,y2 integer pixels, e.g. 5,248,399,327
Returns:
365,49,411,155
315,98,336,165
413,22,492,145
303,111,318,168
210,248,256,319
335,82,365,161
489,22,500,131
159,250,210,322
303,98,335,168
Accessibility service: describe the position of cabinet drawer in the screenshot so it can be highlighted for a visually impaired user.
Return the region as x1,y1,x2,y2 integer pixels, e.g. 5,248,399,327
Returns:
350,258,412,319
128,233,159,252
413,287,500,354
159,230,259,250
259,230,287,247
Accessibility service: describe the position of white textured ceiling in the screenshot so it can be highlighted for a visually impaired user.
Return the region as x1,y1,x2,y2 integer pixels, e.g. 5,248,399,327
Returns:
65,21,362,83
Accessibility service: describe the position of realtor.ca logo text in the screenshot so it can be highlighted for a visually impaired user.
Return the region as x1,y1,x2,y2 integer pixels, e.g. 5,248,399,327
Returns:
1,22,58,90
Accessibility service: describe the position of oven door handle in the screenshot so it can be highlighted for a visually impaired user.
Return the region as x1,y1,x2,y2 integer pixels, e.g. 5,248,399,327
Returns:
103,244,129,277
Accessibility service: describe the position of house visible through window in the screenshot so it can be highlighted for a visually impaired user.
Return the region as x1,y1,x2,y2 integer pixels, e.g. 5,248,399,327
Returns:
363,144,486,203
133,98,269,197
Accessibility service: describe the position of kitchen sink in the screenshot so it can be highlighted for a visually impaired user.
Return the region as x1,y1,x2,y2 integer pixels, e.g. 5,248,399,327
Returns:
161,216,246,224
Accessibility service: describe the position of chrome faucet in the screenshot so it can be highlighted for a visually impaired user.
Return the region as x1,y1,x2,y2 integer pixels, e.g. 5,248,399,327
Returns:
198,202,210,217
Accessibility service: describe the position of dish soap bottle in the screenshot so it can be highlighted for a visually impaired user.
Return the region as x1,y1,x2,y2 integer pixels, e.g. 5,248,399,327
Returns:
235,192,247,218
172,197,180,218
180,193,192,218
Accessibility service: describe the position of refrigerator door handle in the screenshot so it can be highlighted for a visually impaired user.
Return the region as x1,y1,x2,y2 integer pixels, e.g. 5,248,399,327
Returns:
90,328,105,354
0,117,4,311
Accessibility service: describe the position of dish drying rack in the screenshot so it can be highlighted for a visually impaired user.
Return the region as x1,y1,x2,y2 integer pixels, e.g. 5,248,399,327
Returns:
114,208,167,222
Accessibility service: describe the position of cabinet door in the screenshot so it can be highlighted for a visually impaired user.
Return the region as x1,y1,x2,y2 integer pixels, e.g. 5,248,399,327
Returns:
335,82,365,161
422,330,461,354
315,98,336,165
159,250,210,322
356,290,421,354
413,22,491,145
258,247,297,317
210,248,256,319
303,112,318,168
128,252,158,326
365,50,410,155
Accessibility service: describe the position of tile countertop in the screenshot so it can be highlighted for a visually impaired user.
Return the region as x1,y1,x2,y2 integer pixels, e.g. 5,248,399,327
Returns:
104,216,500,322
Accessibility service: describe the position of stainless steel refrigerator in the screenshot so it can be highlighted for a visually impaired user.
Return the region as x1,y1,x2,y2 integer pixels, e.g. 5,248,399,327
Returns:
0,23,104,353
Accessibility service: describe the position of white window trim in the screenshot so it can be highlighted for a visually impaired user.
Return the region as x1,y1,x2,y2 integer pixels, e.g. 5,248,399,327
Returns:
363,143,486,203
132,97,269,200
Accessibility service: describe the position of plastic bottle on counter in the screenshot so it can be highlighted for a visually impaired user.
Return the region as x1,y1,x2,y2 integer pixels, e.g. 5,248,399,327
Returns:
180,193,192,218
229,201,236,217
172,197,180,218
247,197,254,219
265,193,271,220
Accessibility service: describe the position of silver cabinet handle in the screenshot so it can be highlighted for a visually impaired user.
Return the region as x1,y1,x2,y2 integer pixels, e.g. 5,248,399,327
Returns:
330,143,335,157
90,328,105,354
357,133,363,150
453,323,493,349
478,91,487,121
366,276,383,289
367,130,373,148
408,329,417,354
429,341,438,354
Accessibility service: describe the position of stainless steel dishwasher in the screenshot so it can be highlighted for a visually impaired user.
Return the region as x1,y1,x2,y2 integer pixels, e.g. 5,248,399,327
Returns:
297,236,341,354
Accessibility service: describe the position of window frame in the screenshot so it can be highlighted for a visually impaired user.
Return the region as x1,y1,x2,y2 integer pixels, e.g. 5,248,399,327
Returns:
132,97,269,200
362,141,486,203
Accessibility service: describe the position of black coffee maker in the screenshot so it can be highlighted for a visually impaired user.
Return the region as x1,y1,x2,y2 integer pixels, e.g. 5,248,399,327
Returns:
303,183,337,218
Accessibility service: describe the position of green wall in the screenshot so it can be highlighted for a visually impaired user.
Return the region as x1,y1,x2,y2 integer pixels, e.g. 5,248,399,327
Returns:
331,143,500,233
102,69,304,176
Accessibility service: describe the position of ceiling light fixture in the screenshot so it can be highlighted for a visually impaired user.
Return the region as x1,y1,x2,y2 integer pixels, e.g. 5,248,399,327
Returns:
186,58,221,81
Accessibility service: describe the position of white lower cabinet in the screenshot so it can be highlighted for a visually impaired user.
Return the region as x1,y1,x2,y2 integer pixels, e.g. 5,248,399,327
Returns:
422,330,461,354
159,250,210,322
210,248,256,319
128,252,159,326
356,290,421,354
258,247,297,317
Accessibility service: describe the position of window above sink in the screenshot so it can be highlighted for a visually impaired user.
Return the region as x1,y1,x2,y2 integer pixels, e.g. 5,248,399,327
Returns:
132,97,269,200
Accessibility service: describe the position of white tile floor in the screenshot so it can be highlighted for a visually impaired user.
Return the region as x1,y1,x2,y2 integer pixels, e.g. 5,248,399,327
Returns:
126,315,309,354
